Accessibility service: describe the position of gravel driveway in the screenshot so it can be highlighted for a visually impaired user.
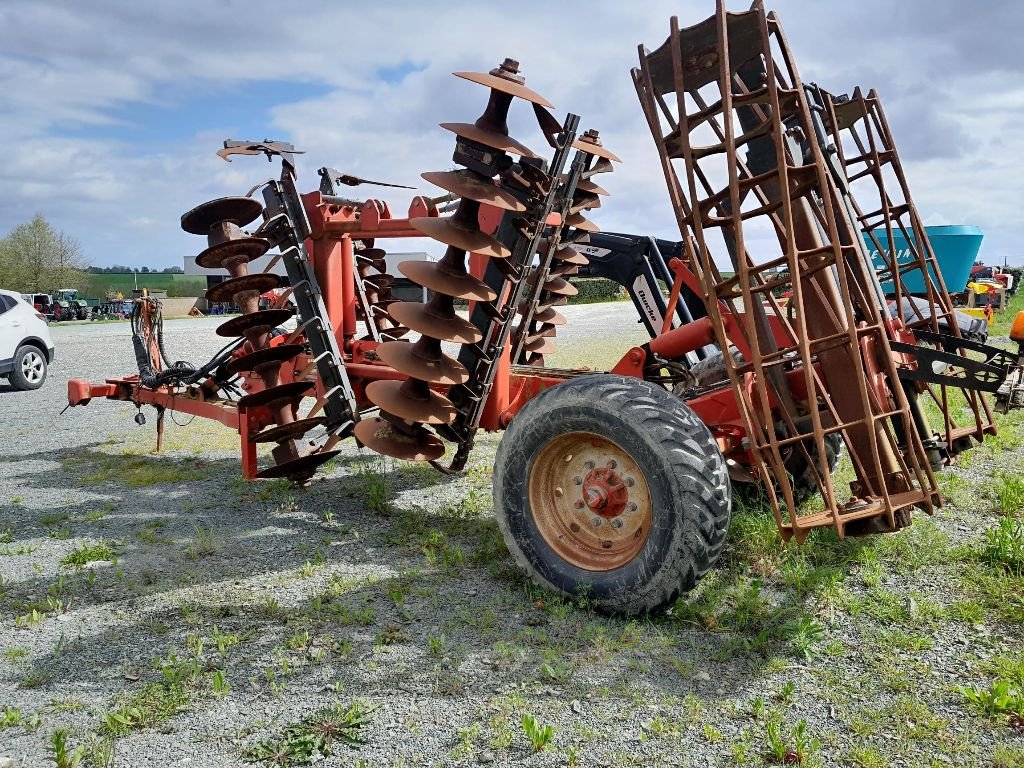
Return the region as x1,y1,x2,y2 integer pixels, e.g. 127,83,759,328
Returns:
1,305,1022,768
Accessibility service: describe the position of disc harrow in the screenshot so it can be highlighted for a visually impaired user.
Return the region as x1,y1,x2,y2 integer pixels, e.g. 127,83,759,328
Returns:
511,128,620,367
354,58,558,464
182,196,339,484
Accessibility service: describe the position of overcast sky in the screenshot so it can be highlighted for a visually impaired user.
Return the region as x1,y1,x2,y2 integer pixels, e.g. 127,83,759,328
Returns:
1,0,1020,270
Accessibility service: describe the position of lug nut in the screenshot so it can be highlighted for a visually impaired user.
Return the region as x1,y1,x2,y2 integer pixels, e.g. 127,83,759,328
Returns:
627,502,637,512
574,500,585,509
584,460,595,470
611,518,623,529
573,476,582,485
592,517,603,527
625,477,635,487
606,459,617,469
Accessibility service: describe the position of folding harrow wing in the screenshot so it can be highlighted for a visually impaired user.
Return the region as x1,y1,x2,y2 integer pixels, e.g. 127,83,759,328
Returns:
632,2,1022,542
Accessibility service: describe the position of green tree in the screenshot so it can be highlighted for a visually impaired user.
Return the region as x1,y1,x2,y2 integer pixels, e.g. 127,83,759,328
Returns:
0,215,89,292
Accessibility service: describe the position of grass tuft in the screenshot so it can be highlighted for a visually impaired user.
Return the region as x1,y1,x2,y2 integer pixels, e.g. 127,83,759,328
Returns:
242,701,374,765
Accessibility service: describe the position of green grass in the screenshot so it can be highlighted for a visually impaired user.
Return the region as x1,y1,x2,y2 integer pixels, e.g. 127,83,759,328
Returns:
62,452,211,487
981,518,1024,576
61,540,117,567
241,701,374,765
995,474,1024,516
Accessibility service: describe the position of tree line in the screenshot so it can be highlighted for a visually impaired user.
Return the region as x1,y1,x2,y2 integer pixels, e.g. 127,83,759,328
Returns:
0,215,89,293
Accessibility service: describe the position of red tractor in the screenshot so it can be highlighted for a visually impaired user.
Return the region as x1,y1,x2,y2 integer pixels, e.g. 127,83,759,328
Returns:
68,3,1024,614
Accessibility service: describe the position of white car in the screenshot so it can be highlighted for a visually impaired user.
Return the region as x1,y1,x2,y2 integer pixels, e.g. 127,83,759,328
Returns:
0,289,55,390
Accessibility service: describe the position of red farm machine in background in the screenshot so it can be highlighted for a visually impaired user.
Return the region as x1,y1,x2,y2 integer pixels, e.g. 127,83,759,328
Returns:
68,5,1024,614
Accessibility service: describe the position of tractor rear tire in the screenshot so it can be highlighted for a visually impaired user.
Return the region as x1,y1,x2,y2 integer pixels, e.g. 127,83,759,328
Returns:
493,374,731,615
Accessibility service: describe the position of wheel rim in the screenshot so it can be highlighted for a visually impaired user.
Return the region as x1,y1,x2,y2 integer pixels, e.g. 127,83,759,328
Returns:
21,351,44,383
528,431,652,572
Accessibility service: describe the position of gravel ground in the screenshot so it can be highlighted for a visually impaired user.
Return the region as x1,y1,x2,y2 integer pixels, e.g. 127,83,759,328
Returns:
1,304,1022,768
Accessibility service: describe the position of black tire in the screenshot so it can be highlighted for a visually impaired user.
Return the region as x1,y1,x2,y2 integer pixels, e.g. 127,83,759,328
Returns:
493,374,731,615
9,345,47,390
735,431,843,508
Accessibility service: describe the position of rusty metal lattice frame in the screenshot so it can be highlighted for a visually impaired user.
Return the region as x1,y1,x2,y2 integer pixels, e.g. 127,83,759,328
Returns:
632,1,940,541
825,87,998,452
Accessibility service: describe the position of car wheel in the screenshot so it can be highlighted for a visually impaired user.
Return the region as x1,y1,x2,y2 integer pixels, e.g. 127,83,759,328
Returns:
10,345,47,390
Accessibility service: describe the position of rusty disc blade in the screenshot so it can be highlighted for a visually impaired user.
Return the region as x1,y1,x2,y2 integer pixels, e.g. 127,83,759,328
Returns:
525,336,558,355
550,262,579,277
421,170,526,213
410,216,510,259
440,122,539,159
227,344,305,375
205,273,282,304
238,380,313,409
572,178,610,196
565,213,600,233
398,260,497,302
376,341,468,386
535,306,567,325
583,159,614,179
553,245,589,263
542,277,578,297
181,196,264,235
526,323,558,341
570,194,601,214
571,138,622,163
256,449,341,481
354,417,444,462
453,71,555,108
195,237,271,270
253,416,328,443
215,308,293,337
388,302,482,344
366,380,456,424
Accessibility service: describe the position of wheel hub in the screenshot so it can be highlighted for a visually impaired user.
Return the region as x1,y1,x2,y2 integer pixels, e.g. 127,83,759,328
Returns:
527,431,652,572
582,467,628,518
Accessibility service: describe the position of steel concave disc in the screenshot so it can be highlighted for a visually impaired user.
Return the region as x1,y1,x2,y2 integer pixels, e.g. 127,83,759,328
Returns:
525,336,558,355
195,237,270,270
366,380,456,425
571,138,622,163
570,194,601,214
376,340,468,386
410,216,510,259
354,417,444,462
388,301,482,344
573,178,610,196
516,302,567,325
182,196,264,235
565,213,600,233
215,308,293,337
552,246,588,265
453,71,554,108
253,416,328,444
440,122,538,159
206,273,282,304
256,449,341,481
227,344,305,375
398,260,497,302
422,170,526,213
542,277,579,297
237,380,313,409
